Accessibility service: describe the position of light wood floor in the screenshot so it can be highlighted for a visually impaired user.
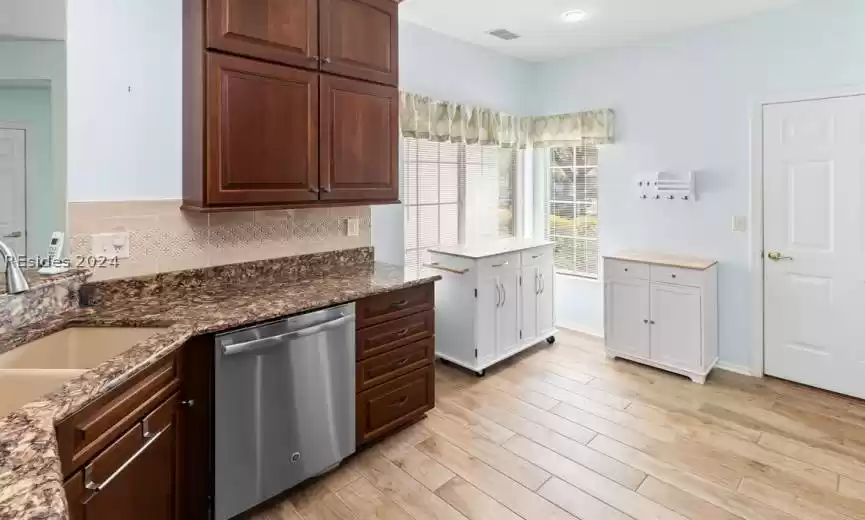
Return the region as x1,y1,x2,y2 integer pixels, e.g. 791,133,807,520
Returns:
249,330,865,520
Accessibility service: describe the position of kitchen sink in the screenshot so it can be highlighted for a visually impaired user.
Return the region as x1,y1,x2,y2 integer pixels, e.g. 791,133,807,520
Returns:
0,327,168,370
0,369,85,418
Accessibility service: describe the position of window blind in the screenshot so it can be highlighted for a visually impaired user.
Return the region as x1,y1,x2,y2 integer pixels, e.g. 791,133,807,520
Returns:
403,138,517,277
546,140,599,278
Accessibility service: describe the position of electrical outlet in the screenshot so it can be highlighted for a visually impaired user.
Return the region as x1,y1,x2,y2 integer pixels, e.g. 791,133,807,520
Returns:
345,217,360,237
91,232,131,258
732,215,748,233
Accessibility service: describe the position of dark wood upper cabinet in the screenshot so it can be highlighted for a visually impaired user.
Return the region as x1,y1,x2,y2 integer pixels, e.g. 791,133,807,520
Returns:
206,53,320,206
207,0,319,70
320,0,398,86
321,75,398,202
184,0,400,211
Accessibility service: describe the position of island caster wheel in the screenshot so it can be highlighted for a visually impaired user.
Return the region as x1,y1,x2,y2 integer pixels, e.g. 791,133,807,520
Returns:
546,336,556,345
475,369,486,378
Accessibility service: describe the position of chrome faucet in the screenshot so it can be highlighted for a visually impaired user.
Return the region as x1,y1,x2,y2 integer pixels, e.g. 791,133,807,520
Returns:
0,239,29,294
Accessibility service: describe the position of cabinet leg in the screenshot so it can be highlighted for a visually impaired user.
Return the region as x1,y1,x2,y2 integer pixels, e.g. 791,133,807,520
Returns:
546,336,556,345
690,374,707,385
475,369,486,378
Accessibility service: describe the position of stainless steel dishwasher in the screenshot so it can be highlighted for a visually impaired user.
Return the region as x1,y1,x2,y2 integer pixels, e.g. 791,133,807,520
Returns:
213,303,356,520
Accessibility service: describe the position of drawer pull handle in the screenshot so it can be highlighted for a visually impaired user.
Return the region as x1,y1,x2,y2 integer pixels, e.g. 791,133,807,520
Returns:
391,396,409,407
394,328,410,337
492,261,509,268
391,300,409,308
84,426,168,493
532,254,542,259
395,357,410,366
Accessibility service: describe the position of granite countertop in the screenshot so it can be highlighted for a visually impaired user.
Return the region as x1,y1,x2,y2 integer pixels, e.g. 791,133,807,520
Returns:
0,261,440,520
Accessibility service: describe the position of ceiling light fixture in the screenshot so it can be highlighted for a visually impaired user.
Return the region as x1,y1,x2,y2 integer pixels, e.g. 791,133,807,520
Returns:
560,9,588,23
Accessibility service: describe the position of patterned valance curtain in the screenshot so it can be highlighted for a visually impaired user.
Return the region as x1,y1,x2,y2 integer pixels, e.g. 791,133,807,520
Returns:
399,91,616,148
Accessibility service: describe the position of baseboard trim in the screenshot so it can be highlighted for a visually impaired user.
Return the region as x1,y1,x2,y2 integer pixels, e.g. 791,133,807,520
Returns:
715,361,754,377
556,324,604,341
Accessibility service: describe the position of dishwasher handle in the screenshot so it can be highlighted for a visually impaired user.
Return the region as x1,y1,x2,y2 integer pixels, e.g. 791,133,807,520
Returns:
221,313,355,357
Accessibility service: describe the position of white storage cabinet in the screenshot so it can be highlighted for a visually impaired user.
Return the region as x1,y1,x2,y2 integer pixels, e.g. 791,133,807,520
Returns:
604,252,718,384
428,241,557,376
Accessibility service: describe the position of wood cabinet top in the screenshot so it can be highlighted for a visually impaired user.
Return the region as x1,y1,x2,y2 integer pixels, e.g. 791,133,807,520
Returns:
605,251,717,270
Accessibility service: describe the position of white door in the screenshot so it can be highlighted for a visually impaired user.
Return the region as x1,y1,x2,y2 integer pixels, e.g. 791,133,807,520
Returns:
763,95,865,398
605,278,650,358
520,266,539,339
0,128,26,254
476,274,499,366
650,283,702,369
537,260,555,336
497,267,521,356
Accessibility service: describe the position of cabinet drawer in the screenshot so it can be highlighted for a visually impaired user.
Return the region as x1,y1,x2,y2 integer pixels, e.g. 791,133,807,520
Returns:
650,264,703,287
357,366,434,444
56,353,181,477
357,284,434,328
605,258,649,281
521,247,553,267
357,310,434,360
478,253,521,272
357,338,434,391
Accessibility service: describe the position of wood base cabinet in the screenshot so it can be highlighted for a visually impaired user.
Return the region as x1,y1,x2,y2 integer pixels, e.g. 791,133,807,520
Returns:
604,254,718,384
62,336,213,520
429,243,557,376
355,283,436,445
183,0,399,211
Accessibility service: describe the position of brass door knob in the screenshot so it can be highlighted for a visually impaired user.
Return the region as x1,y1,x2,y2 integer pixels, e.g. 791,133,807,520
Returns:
767,251,793,261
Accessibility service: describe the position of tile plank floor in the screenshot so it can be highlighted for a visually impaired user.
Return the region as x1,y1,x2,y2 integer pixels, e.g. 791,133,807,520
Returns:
249,330,865,520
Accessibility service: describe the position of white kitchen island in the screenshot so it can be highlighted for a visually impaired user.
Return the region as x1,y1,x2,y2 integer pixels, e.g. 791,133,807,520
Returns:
427,239,557,376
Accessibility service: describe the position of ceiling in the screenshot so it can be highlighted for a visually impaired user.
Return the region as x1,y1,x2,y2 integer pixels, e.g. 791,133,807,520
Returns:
399,0,805,62
0,0,65,40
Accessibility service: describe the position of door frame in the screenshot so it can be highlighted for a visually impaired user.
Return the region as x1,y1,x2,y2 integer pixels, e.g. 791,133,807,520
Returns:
748,85,865,377
0,121,35,255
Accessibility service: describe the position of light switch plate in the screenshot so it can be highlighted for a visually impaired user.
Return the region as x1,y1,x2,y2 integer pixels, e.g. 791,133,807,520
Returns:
345,218,360,237
91,232,131,258
732,215,748,233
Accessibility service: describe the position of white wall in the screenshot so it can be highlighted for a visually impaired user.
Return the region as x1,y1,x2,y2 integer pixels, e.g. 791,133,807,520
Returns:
67,0,182,201
372,21,533,264
533,0,865,366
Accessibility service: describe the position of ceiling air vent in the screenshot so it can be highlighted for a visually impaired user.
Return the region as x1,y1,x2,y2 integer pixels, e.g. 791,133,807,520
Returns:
487,28,521,41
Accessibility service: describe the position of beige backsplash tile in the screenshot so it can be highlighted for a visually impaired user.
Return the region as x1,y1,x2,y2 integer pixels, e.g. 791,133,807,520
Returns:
68,201,371,281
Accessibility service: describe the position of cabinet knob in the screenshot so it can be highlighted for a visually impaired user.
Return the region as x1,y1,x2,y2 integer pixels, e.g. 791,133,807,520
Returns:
181,399,195,408
643,319,649,324
650,320,656,325
311,55,321,62
624,268,629,272
671,274,677,279
322,57,333,64
309,187,320,194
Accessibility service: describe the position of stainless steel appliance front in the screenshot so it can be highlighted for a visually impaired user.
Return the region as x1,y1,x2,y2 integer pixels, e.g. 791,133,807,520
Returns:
214,303,356,520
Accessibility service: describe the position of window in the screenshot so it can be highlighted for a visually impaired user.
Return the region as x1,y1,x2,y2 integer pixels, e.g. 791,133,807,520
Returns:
403,138,518,276
546,140,599,278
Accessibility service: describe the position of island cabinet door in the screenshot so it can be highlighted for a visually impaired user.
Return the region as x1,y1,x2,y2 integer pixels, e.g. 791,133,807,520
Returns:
64,395,179,520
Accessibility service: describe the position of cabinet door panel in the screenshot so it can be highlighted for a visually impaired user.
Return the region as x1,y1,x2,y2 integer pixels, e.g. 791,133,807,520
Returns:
73,395,179,520
497,269,521,356
476,275,498,366
537,260,555,336
207,53,319,205
320,0,398,85
207,0,319,69
520,266,539,341
320,76,398,202
650,283,702,369
605,279,650,358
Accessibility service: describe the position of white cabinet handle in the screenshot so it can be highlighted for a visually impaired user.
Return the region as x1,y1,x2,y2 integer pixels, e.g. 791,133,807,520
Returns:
501,283,507,307
492,261,509,268
535,274,540,295
494,283,501,308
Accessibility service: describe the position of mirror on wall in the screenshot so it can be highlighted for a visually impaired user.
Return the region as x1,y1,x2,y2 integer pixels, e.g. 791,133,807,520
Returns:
0,0,67,259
